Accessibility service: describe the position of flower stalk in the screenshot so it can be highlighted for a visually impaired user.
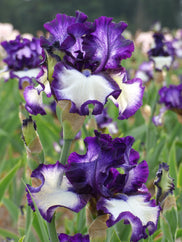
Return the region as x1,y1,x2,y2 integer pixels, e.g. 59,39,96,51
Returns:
47,214,59,242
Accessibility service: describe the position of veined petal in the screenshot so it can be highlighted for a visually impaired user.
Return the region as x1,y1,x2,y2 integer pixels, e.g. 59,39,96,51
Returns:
97,193,160,241
51,62,120,115
83,16,134,72
24,86,46,115
43,14,76,46
26,161,88,222
110,72,144,120
42,11,87,49
66,131,136,197
123,160,149,193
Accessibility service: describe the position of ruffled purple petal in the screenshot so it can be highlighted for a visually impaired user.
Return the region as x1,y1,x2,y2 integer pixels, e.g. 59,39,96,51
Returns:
26,161,88,222
24,86,46,115
158,84,182,114
97,192,160,242
66,131,136,197
1,35,42,71
58,233,89,242
51,62,120,115
123,160,149,193
83,16,134,72
109,72,145,120
42,11,87,50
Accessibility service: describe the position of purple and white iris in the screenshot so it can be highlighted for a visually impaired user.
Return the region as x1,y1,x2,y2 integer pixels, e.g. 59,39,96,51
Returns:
1,35,43,88
158,83,182,115
26,131,160,241
148,33,173,71
152,83,182,126
39,11,144,119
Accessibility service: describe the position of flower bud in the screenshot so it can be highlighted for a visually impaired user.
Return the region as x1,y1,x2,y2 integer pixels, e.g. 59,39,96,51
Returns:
154,162,175,206
22,116,44,169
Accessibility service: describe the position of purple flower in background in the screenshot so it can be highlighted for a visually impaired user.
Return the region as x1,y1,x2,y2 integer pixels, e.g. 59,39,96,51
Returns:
135,61,154,83
1,35,43,88
95,108,118,135
109,72,145,120
158,84,182,115
58,233,89,242
148,33,173,71
152,106,168,126
40,11,144,119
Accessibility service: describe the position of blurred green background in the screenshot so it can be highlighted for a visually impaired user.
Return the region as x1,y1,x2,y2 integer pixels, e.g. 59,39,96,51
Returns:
0,0,181,35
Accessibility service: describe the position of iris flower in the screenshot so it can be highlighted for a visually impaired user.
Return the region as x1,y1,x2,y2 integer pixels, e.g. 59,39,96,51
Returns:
1,35,52,116
158,84,182,115
1,35,42,88
26,131,160,241
38,11,144,119
153,83,182,125
148,33,173,71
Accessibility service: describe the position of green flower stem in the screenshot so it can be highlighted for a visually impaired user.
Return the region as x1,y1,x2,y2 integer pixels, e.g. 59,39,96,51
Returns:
47,214,58,242
60,139,73,165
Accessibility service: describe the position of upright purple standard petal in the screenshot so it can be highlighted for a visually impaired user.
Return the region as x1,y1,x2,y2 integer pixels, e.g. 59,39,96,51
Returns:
83,16,134,72
26,161,88,222
123,160,149,193
42,11,88,50
66,131,136,197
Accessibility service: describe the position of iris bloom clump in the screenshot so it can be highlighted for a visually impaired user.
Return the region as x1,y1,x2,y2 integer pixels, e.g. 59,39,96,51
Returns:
26,131,160,242
10,11,176,242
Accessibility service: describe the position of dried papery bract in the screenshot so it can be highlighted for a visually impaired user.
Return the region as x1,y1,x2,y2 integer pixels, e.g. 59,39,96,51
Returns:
57,100,86,140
